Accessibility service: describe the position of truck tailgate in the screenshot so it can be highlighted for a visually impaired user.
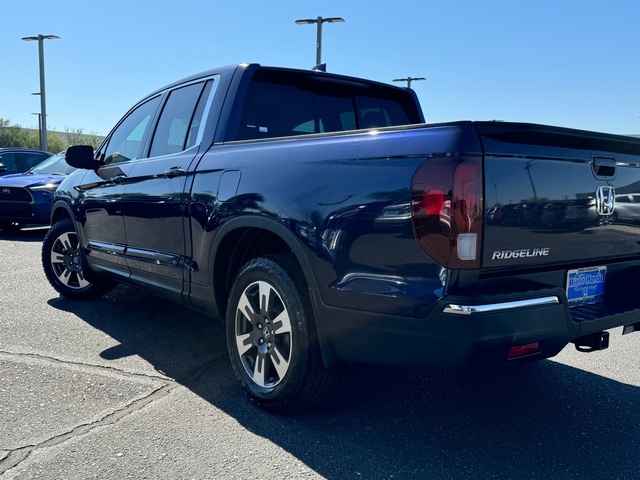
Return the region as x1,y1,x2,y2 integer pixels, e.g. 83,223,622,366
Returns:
479,122,640,272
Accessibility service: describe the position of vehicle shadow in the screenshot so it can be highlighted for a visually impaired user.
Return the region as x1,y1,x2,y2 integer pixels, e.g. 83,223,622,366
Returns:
0,226,48,242
49,285,640,479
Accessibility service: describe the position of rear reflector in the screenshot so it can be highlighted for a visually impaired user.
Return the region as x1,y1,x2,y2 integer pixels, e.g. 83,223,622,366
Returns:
508,342,540,359
456,233,477,261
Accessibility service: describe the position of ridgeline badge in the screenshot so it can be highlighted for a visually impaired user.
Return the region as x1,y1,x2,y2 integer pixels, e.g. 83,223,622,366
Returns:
492,248,550,260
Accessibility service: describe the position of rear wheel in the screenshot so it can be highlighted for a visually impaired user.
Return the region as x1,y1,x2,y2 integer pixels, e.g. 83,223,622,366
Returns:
42,218,116,299
226,255,337,411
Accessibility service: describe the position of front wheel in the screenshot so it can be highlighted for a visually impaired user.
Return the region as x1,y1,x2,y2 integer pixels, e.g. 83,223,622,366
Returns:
42,218,116,299
226,255,337,411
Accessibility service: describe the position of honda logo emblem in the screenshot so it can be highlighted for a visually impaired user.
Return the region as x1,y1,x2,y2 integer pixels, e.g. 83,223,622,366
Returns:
595,186,615,216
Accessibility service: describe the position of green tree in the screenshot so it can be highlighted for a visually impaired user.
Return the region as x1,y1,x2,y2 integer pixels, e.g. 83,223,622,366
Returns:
0,118,39,149
47,134,67,153
64,126,102,149
0,118,104,152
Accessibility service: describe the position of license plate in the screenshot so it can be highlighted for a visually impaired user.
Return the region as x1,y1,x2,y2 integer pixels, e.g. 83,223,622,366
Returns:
566,266,606,306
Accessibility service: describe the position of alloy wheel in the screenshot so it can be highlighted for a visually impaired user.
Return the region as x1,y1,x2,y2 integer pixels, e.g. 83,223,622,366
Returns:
234,280,293,388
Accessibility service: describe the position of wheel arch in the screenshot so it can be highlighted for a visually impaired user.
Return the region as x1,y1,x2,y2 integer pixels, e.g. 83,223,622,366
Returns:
49,200,96,277
50,200,76,227
210,215,320,319
210,215,339,372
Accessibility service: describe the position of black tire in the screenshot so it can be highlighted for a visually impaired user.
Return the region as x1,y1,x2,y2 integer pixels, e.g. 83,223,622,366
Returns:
0,221,25,232
42,218,117,299
226,255,337,411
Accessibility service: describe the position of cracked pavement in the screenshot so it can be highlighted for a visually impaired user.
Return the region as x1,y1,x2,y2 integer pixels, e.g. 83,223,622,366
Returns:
0,228,241,478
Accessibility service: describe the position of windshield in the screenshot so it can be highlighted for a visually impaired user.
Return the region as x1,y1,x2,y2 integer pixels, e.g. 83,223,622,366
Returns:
30,153,77,175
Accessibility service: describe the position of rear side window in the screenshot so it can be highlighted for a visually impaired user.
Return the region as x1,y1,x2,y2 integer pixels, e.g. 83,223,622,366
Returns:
18,151,49,171
0,153,18,174
235,70,418,141
149,81,209,157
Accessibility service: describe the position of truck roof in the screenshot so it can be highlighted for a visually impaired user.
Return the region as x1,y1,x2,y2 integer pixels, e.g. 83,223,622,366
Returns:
143,63,417,103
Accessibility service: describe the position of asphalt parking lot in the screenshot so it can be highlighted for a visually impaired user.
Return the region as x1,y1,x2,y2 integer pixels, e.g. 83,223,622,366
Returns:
1,226,640,479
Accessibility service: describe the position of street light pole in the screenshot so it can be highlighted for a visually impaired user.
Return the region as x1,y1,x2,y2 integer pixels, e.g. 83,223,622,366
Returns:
393,77,426,89
22,34,59,152
295,16,344,66
31,112,42,143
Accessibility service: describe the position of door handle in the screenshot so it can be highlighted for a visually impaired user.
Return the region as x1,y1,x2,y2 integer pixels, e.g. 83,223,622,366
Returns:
164,167,185,179
110,174,126,184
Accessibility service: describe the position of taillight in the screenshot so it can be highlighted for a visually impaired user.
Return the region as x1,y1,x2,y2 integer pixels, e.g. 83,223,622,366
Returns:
411,156,483,269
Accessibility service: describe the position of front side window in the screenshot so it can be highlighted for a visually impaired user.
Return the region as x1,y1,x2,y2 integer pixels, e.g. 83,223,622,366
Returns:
102,96,162,165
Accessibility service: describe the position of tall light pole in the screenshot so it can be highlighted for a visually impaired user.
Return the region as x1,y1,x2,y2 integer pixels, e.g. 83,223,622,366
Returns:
393,77,426,89
295,16,344,67
31,112,42,143
22,34,59,152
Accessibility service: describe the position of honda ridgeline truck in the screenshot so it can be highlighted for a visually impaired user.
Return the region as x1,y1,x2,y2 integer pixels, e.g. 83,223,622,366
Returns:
42,63,640,410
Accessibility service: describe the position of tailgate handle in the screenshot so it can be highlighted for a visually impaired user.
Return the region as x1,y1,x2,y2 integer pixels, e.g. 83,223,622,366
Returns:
592,157,616,179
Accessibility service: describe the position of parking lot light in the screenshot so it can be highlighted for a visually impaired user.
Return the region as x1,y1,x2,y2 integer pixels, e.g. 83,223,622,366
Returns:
295,16,344,66
22,34,59,152
393,77,426,89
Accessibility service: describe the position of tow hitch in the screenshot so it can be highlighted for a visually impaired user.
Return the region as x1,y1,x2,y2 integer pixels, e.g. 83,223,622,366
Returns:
573,331,610,353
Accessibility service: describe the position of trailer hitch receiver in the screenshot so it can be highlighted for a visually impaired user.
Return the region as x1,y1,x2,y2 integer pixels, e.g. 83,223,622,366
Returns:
573,331,610,353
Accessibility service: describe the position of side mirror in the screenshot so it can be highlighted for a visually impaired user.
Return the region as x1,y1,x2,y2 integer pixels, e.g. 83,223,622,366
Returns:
65,145,98,169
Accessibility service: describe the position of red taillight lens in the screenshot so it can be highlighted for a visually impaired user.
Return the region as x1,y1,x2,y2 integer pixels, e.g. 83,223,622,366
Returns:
423,190,445,215
411,156,483,269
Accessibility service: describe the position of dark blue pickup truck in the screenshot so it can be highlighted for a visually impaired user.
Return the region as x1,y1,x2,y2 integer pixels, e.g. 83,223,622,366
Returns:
42,63,640,410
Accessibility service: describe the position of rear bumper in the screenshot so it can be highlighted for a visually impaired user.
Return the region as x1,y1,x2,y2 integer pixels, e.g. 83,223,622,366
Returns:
311,286,640,371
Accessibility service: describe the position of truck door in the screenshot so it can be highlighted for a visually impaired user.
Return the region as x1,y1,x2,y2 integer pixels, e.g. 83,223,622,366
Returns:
77,95,161,277
122,79,216,303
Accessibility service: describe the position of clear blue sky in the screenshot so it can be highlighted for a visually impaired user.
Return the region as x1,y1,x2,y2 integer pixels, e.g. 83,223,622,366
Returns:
2,0,639,136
